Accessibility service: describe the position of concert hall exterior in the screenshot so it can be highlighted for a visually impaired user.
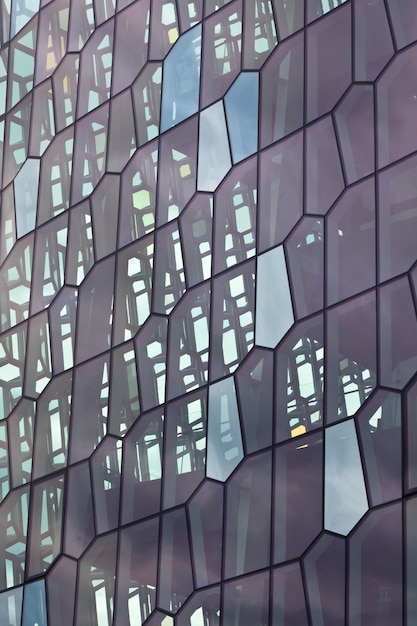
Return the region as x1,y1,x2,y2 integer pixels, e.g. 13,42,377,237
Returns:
0,0,416,624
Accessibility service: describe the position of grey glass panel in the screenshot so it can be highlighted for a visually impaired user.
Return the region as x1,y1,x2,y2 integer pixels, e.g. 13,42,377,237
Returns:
0,324,27,420
378,46,417,167
242,0,277,69
75,255,114,364
354,0,393,81
307,0,348,22
325,419,368,535
91,172,118,260
197,101,232,192
160,25,201,132
188,481,223,587
258,130,303,251
132,63,162,146
22,580,46,626
14,158,39,238
118,140,158,247
31,213,68,314
326,178,375,305
47,557,77,626
335,85,374,184
112,0,149,95
121,409,164,524
275,315,324,442
0,587,23,626
272,0,304,39
378,153,417,281
406,496,417,625
274,433,323,563
76,20,114,116
69,354,109,463
380,276,417,390
163,390,206,509
8,399,35,487
158,508,194,613
179,194,213,287
157,116,198,224
225,451,271,577
260,32,304,147
326,291,376,423
406,379,417,492
210,260,255,378
304,534,345,626
24,313,51,397
256,245,294,348
0,486,29,588
49,287,77,373
113,236,154,345
91,436,122,533
76,533,118,626
348,504,402,626
213,156,257,274
357,390,401,506
149,0,180,61
386,0,417,48
64,461,95,558
206,377,244,482
65,200,94,286
153,221,186,314
223,570,269,626
27,473,64,576
201,1,242,108
176,587,220,626
236,348,273,453
108,342,140,436
224,72,258,163
286,217,324,318
305,115,344,215
177,0,203,31
273,563,309,626
135,316,168,410
107,93,136,172
307,4,351,122
115,519,159,626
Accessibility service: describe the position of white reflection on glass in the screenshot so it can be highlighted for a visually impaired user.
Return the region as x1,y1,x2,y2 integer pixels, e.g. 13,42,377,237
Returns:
207,377,243,482
10,0,40,37
255,245,294,348
14,158,40,238
225,72,259,163
160,25,201,132
0,587,23,626
325,419,368,535
197,101,232,192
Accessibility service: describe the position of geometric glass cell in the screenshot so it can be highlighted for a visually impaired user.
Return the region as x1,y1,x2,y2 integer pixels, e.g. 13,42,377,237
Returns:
197,101,232,192
224,72,259,163
325,419,368,536
160,25,201,132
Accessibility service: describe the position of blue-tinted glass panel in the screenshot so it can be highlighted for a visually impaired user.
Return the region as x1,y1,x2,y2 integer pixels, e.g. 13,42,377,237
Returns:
160,25,201,132
224,72,259,163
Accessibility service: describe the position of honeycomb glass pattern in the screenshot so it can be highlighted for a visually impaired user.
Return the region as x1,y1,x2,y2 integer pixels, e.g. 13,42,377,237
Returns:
0,1,417,624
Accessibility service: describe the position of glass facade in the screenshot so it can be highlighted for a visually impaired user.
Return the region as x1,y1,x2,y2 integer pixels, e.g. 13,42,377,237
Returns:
0,0,416,624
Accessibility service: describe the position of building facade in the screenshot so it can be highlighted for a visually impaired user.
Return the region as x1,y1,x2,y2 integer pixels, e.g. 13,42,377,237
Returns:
0,0,416,624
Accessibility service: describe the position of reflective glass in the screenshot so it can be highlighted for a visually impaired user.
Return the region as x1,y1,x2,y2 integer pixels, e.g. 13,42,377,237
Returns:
224,72,259,163
197,101,232,192
160,25,201,132
255,245,294,348
206,377,243,482
325,419,368,535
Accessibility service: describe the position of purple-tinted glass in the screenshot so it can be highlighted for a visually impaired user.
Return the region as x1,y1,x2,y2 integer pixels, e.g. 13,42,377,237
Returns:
306,116,344,215
274,433,323,563
379,276,417,390
327,178,375,305
348,504,402,626
326,291,377,423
